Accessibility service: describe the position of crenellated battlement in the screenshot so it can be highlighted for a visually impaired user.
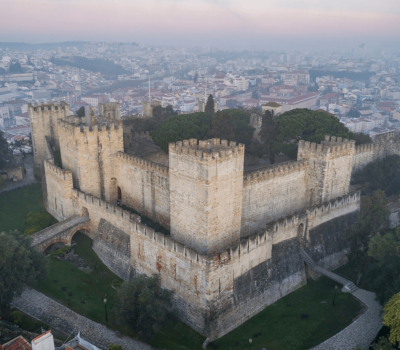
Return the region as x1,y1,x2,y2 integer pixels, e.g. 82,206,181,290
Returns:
44,160,72,181
307,191,360,217
243,160,306,184
28,101,69,114
298,136,355,159
355,142,377,154
58,118,121,134
72,188,141,223
115,151,169,176
169,138,245,160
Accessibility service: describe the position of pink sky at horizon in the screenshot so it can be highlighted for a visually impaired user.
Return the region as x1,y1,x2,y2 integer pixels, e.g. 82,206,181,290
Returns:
1,0,399,49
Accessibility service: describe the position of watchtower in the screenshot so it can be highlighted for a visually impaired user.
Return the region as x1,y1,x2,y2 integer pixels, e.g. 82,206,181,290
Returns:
28,101,70,172
298,136,356,206
98,102,121,121
169,138,245,255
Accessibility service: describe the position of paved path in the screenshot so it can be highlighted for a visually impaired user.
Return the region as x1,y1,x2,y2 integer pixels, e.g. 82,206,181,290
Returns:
12,288,153,350
311,289,382,350
301,250,383,350
0,154,38,194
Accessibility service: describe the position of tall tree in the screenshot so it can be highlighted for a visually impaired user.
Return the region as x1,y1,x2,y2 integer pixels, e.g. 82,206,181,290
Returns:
383,292,400,345
345,190,390,284
76,106,85,118
259,110,278,164
205,94,215,116
0,130,12,168
113,274,174,340
209,112,235,141
0,230,47,314
193,72,199,83
252,91,259,99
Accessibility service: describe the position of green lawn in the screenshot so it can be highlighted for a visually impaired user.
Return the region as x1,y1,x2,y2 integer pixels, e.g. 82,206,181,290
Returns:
207,277,362,350
0,183,54,233
35,232,123,324
4,185,363,349
37,233,362,350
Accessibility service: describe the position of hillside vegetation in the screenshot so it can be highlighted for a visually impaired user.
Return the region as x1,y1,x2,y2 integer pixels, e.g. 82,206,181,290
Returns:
150,108,370,161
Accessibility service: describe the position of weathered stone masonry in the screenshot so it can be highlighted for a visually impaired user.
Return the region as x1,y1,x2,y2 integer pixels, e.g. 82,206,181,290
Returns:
29,102,400,339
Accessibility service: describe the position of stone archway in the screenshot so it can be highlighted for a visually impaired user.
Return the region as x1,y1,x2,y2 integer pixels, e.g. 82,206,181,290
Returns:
31,215,91,252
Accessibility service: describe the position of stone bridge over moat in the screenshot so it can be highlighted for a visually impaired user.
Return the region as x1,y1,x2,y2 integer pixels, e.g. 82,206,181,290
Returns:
31,215,91,252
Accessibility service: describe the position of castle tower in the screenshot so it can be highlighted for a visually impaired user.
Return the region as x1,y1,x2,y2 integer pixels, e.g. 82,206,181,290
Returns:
98,102,121,121
58,119,124,199
28,101,70,172
169,138,245,255
298,136,356,206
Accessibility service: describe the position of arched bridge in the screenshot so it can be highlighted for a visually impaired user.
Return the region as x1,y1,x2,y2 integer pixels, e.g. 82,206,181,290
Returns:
31,215,91,252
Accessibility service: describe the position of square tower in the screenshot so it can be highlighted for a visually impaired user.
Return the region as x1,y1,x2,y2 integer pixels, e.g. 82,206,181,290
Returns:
169,138,245,255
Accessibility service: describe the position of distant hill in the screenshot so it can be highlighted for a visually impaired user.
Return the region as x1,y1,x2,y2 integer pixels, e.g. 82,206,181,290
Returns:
0,41,89,51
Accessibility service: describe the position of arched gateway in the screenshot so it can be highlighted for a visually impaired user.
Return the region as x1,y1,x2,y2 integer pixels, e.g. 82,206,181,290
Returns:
30,215,91,252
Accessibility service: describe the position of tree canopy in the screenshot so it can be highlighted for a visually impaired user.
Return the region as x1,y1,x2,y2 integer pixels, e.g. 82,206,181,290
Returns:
151,109,254,152
205,94,215,116
383,292,400,345
113,274,174,340
0,130,12,168
0,230,47,313
76,106,85,118
352,155,400,197
273,109,370,159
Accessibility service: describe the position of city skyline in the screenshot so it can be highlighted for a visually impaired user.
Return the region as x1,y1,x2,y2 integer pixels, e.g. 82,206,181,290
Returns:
1,0,400,52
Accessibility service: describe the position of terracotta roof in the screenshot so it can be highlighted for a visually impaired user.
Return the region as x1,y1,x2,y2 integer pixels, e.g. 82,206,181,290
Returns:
32,330,51,341
1,336,31,350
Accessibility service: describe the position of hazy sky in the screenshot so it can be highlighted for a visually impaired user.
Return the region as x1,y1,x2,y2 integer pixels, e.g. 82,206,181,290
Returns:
1,0,400,51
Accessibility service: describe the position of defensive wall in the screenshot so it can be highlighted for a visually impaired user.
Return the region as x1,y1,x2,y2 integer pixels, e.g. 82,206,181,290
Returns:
28,101,70,173
43,156,361,338
242,160,307,236
58,119,124,201
114,152,170,228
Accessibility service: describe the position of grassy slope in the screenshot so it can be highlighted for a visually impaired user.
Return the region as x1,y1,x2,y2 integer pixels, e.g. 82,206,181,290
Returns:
208,277,362,350
0,183,47,233
35,232,122,324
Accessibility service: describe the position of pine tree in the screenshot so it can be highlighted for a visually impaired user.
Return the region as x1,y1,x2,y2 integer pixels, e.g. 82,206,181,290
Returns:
259,110,278,164
205,94,215,116
209,112,235,141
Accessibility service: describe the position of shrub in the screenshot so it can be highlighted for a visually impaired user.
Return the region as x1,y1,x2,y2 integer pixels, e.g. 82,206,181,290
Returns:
113,274,175,340
13,311,23,325
24,211,53,236
50,246,69,257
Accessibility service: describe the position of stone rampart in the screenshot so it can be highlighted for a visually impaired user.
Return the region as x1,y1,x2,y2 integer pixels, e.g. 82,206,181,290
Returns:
92,219,133,281
307,192,361,230
44,161,74,221
241,161,307,236
28,101,70,173
114,152,170,228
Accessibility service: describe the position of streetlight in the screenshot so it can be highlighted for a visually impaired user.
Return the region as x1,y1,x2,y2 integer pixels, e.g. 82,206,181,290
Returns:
332,285,338,306
103,298,108,322
249,338,252,350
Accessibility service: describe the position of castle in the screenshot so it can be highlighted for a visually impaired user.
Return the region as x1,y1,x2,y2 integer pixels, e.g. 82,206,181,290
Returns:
28,101,400,339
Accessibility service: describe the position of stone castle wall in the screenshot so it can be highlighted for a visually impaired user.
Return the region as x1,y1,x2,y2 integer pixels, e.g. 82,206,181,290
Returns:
114,152,170,228
28,102,70,172
241,161,307,236
44,161,74,221
43,156,362,339
169,139,245,255
58,119,124,200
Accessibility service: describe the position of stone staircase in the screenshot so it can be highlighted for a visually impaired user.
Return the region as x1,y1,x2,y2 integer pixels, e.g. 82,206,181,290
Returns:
300,249,358,293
